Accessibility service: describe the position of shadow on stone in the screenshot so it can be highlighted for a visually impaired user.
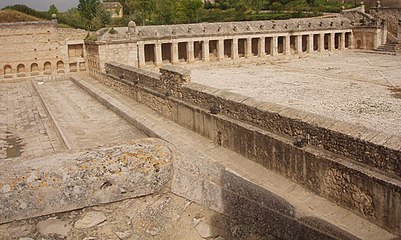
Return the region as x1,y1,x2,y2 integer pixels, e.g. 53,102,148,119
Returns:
209,170,360,240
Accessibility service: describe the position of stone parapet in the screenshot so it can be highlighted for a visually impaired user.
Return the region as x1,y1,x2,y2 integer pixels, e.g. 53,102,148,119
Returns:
0,139,173,224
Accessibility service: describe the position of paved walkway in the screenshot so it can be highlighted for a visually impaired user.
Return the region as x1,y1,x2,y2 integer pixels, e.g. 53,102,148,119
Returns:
32,78,147,150
0,81,64,159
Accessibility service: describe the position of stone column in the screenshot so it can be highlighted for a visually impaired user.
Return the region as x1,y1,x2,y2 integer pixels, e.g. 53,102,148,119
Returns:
272,36,278,56
138,43,145,68
340,32,346,50
296,35,302,54
232,38,239,60
246,38,252,58
218,38,225,60
202,40,209,62
349,32,354,49
171,41,179,64
258,37,266,57
329,33,335,51
285,35,291,55
361,33,367,49
155,42,162,66
319,33,325,52
308,34,314,53
373,29,381,49
187,41,195,63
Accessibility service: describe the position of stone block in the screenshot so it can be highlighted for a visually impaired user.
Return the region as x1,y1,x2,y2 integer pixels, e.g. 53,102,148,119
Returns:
0,138,173,224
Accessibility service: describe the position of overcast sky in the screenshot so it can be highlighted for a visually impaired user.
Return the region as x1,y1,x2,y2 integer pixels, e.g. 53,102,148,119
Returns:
0,0,79,12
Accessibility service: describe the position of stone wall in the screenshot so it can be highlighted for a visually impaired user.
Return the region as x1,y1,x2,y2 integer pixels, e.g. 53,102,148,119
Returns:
0,20,87,80
90,63,401,235
370,7,401,41
0,139,173,224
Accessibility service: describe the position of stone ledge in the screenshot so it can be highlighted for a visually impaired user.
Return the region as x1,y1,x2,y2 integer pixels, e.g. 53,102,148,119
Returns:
0,138,173,224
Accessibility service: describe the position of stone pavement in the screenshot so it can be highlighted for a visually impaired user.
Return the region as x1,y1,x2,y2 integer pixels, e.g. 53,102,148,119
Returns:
0,81,64,160
31,78,147,150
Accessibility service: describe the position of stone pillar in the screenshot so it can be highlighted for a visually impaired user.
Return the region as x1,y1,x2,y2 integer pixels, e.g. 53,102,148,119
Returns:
232,38,239,60
218,38,225,60
361,34,367,49
340,32,346,50
258,37,266,57
349,32,355,49
329,33,335,51
296,35,302,54
308,34,314,53
187,41,195,63
284,35,291,55
138,43,145,68
246,38,252,58
202,40,209,62
373,29,381,49
155,43,162,66
319,33,325,52
171,41,179,64
382,22,388,44
272,36,278,56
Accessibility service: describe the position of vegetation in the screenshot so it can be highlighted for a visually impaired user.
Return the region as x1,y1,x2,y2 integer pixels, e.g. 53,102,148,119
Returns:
1,0,357,30
0,9,41,23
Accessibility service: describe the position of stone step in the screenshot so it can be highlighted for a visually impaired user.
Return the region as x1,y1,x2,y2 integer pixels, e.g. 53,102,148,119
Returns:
70,74,397,239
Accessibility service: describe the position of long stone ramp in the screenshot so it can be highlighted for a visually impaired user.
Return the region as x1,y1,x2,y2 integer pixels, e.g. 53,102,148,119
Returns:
0,138,173,224
71,73,397,239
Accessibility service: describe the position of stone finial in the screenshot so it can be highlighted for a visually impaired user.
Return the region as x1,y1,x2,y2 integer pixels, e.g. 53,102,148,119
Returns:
188,27,192,33
128,21,137,36
217,26,221,32
341,6,345,12
233,26,237,31
308,22,312,27
259,24,264,30
172,29,176,35
51,13,57,25
272,23,276,29
319,22,323,27
203,26,206,33
246,25,251,31
376,0,381,8
285,23,288,29
360,1,365,13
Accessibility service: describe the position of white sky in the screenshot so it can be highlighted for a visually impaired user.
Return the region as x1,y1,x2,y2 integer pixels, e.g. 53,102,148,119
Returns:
0,0,79,12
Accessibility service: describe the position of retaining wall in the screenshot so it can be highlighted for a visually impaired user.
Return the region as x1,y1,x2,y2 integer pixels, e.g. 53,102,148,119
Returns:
90,62,401,235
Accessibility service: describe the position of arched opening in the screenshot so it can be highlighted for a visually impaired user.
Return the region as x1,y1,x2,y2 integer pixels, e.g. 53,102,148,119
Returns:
44,61,52,75
57,60,64,69
44,61,52,71
17,64,25,73
4,65,12,75
31,63,39,72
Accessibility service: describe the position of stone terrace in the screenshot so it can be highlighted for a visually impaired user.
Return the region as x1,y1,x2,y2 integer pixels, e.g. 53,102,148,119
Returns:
190,52,401,136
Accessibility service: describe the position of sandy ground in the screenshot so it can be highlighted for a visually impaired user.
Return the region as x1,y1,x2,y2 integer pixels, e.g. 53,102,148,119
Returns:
190,52,401,137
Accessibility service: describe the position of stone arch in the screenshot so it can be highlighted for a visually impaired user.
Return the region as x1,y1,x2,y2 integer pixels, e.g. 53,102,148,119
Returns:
57,60,64,70
31,63,39,72
17,64,25,73
4,65,12,75
44,61,52,71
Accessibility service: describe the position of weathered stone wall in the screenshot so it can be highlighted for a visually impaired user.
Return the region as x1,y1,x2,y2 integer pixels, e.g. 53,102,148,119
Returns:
0,20,87,80
370,7,401,41
89,63,401,235
0,138,173,224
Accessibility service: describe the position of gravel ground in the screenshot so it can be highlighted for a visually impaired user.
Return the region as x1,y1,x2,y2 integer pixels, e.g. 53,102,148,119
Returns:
190,52,401,137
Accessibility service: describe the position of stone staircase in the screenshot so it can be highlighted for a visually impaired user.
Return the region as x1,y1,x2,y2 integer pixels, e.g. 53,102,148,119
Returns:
375,42,398,53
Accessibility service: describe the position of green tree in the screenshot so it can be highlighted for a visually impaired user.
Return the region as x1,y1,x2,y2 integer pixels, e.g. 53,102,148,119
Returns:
78,0,100,21
306,0,315,6
48,4,59,15
126,0,155,25
180,0,203,23
155,0,178,24
271,1,283,12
